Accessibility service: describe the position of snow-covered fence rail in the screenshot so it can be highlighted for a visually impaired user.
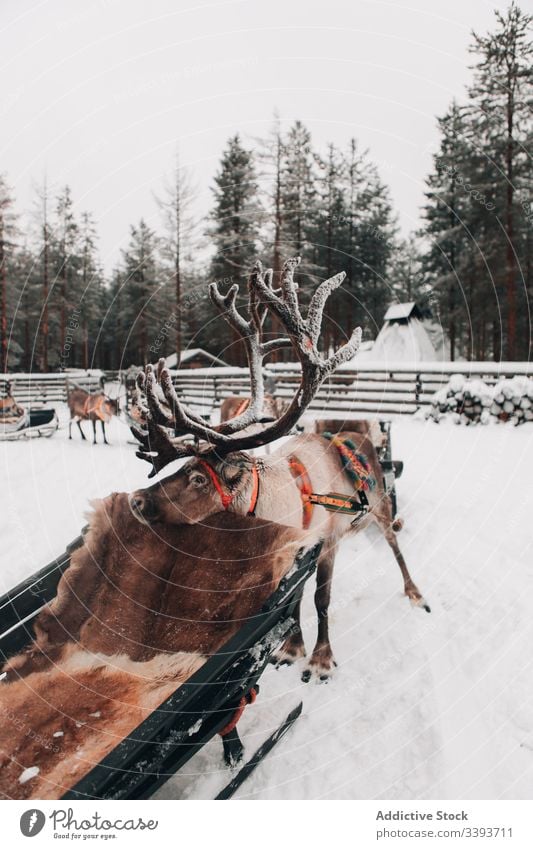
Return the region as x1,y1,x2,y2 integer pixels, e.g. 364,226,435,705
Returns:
0,372,104,406
168,361,533,418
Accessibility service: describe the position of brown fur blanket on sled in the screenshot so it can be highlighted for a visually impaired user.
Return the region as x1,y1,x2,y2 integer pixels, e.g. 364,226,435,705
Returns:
0,492,307,799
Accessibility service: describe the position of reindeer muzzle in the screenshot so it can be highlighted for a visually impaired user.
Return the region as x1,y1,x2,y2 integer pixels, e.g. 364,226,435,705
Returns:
128,492,161,525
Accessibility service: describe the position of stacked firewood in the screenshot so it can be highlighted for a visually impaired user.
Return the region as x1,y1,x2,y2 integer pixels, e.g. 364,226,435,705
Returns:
428,375,493,425
490,376,533,425
428,374,533,426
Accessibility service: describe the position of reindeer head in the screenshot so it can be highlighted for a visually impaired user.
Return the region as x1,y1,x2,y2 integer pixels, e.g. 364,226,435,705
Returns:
129,452,256,525
129,256,361,526
104,396,119,417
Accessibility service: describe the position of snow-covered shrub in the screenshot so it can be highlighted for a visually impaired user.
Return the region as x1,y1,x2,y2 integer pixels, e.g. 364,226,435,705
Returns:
427,375,493,425
490,376,533,425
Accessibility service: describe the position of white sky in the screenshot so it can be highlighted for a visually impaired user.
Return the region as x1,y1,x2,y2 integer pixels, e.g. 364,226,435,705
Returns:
0,0,521,271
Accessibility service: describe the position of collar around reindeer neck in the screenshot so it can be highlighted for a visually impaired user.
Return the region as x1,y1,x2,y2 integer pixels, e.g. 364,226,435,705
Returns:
197,458,259,516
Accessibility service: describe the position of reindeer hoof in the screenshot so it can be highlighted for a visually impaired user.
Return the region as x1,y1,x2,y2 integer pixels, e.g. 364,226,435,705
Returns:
408,593,431,613
302,656,337,683
271,634,306,668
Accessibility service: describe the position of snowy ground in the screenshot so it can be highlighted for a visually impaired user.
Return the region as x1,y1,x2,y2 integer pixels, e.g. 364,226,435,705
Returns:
1,407,532,800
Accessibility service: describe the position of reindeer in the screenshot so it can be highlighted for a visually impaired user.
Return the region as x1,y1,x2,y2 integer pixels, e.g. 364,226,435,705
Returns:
0,498,307,799
0,380,24,420
219,375,282,423
67,386,118,444
129,257,429,683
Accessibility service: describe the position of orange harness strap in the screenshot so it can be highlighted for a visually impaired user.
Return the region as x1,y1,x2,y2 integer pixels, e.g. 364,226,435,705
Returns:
198,459,259,515
233,397,250,418
288,455,314,530
218,688,257,737
82,394,107,422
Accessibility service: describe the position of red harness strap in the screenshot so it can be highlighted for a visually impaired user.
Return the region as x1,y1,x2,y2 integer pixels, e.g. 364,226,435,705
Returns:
288,455,314,530
198,459,259,515
218,688,257,737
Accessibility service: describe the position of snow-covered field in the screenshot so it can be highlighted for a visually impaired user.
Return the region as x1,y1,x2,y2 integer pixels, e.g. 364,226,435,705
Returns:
1,406,532,800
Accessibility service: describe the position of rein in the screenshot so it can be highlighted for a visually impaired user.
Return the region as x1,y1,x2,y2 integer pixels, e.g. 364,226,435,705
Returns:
198,459,259,516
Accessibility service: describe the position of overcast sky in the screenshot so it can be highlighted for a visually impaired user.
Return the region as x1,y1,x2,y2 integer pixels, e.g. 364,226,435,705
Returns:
1,0,521,271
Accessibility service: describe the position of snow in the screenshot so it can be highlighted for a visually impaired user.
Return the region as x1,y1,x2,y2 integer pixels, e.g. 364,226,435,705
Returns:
1,407,533,800
18,766,40,784
165,348,228,369
383,302,417,321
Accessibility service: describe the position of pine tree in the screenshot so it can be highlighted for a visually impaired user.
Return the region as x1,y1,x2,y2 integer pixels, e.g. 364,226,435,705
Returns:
78,212,104,369
421,102,473,360
32,178,53,372
468,2,533,359
0,175,17,373
53,186,79,366
334,141,396,339
313,143,348,352
155,155,196,365
120,219,162,366
389,236,428,307
208,135,260,364
279,121,317,263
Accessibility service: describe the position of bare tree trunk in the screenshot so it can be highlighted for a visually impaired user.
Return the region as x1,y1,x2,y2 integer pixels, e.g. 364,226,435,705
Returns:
41,183,50,373
83,322,89,370
271,131,283,361
505,79,516,360
175,196,182,368
0,218,6,373
42,228,49,372
448,284,456,362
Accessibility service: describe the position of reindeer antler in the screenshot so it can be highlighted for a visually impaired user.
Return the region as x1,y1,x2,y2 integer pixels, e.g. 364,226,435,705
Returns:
208,260,291,434
133,256,361,473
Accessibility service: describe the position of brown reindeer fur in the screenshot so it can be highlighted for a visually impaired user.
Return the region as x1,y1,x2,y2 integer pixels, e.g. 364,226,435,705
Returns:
220,393,281,424
129,427,428,679
0,498,307,799
67,387,118,444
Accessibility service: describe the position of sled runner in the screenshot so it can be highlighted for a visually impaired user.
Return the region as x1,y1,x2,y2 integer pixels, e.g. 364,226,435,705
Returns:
0,536,321,800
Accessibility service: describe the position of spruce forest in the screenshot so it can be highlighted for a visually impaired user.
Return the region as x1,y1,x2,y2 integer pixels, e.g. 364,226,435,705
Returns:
0,4,531,373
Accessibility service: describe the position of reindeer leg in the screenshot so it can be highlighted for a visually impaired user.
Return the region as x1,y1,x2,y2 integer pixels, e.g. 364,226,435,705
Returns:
271,597,306,666
92,418,97,444
302,547,337,683
77,420,86,441
69,418,72,439
101,420,109,445
383,525,430,612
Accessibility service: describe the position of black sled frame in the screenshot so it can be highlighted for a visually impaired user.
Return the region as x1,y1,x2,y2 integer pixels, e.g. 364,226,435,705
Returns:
0,538,321,800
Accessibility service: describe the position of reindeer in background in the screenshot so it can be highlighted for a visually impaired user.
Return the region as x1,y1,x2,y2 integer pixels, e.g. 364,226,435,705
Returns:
130,257,429,682
219,375,283,424
67,386,118,444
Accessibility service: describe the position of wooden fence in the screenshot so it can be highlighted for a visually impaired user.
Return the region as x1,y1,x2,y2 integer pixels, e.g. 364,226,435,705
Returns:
167,361,533,419
6,361,530,419
0,372,105,406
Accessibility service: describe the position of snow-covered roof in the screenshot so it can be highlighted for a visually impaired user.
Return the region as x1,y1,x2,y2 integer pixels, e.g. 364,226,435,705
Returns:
165,348,228,369
383,302,417,321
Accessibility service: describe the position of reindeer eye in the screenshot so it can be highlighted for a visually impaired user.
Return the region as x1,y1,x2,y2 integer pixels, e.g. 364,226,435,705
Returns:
190,473,207,487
